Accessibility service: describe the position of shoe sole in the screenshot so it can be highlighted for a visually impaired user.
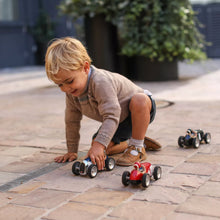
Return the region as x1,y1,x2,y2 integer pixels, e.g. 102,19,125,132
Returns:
144,137,162,151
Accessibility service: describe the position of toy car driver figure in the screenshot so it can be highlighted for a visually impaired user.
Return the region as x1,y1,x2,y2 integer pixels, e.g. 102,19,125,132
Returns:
134,162,141,170
134,162,145,172
186,129,197,138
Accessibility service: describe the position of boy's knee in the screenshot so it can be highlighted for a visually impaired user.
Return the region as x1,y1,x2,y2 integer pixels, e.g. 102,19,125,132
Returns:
129,93,151,112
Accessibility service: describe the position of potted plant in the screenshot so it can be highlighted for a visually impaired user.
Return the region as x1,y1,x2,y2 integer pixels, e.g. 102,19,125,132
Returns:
59,0,207,80
117,0,207,80
59,0,121,72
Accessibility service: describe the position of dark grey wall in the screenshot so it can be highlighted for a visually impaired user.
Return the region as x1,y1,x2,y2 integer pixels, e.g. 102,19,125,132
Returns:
0,0,76,68
193,3,220,58
1,1,220,68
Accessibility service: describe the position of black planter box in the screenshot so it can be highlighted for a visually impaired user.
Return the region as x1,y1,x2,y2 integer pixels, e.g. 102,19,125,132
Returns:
131,57,178,81
84,14,119,72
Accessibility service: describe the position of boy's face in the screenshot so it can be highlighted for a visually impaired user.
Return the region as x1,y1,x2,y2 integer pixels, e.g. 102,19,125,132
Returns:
53,62,90,97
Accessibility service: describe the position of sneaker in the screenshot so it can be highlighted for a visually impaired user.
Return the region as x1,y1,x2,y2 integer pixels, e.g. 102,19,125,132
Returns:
116,145,147,166
144,136,162,151
106,141,128,155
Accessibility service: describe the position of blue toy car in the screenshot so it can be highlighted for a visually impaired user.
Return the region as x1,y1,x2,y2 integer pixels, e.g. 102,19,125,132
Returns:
178,129,211,148
72,156,115,178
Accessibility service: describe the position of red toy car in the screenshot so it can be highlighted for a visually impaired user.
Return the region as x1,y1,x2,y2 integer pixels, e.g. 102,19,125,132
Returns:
122,162,162,188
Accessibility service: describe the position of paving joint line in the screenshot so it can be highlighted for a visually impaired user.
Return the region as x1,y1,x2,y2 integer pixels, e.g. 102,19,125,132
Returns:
0,151,87,192
0,162,67,192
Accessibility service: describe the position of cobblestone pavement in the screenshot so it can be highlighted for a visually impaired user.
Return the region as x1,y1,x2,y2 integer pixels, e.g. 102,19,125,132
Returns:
0,60,220,220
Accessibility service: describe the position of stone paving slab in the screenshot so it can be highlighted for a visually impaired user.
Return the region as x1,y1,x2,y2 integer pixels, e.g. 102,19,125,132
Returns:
166,212,220,220
186,153,220,164
0,161,45,174
199,144,220,154
0,192,20,208
22,152,59,163
0,162,66,192
152,173,208,192
176,196,220,218
0,62,220,219
43,202,109,220
70,187,133,207
109,200,177,219
210,170,220,181
0,204,45,220
133,185,189,204
12,188,75,209
34,167,96,193
0,172,24,185
154,145,198,157
9,180,46,194
146,154,186,167
0,146,41,157
0,155,19,168
193,181,220,197
171,162,219,176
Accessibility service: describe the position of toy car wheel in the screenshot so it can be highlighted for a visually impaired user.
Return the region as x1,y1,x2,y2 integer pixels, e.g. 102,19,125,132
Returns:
72,161,81,175
204,133,211,144
197,130,203,141
142,173,151,188
178,136,185,148
105,157,115,171
153,166,162,180
87,164,98,178
122,171,130,186
193,137,200,148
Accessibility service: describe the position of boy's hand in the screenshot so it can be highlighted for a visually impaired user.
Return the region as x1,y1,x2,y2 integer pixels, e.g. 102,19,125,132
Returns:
87,141,106,170
54,152,77,163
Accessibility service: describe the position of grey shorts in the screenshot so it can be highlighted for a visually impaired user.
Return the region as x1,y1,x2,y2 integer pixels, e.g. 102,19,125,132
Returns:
93,95,156,145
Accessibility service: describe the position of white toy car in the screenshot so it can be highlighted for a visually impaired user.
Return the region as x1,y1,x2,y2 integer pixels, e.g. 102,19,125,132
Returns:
72,156,115,178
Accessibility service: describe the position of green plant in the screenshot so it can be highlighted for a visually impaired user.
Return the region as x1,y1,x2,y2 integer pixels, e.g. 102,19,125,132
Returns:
59,0,117,22
119,0,207,61
58,0,121,44
59,0,207,62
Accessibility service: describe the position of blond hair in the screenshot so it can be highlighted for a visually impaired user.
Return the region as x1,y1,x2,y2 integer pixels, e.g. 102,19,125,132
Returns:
45,37,92,81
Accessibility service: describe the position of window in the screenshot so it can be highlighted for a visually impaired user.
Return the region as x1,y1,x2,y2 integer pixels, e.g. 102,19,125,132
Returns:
0,0,18,21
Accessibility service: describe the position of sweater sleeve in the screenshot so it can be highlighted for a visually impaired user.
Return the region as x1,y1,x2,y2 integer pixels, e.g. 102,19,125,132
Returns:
91,77,121,147
65,94,82,153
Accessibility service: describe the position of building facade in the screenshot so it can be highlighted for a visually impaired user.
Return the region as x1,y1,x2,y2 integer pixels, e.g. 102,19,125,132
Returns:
0,0,220,68
0,0,75,68
192,0,220,58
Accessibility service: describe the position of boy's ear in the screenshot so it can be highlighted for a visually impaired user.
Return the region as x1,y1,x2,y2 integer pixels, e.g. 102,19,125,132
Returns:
84,61,90,74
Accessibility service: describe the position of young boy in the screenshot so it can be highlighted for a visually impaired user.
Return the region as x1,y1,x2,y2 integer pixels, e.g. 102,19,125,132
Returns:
45,37,160,170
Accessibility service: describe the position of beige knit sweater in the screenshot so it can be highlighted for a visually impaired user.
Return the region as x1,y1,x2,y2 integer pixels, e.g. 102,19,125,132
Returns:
65,65,146,153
